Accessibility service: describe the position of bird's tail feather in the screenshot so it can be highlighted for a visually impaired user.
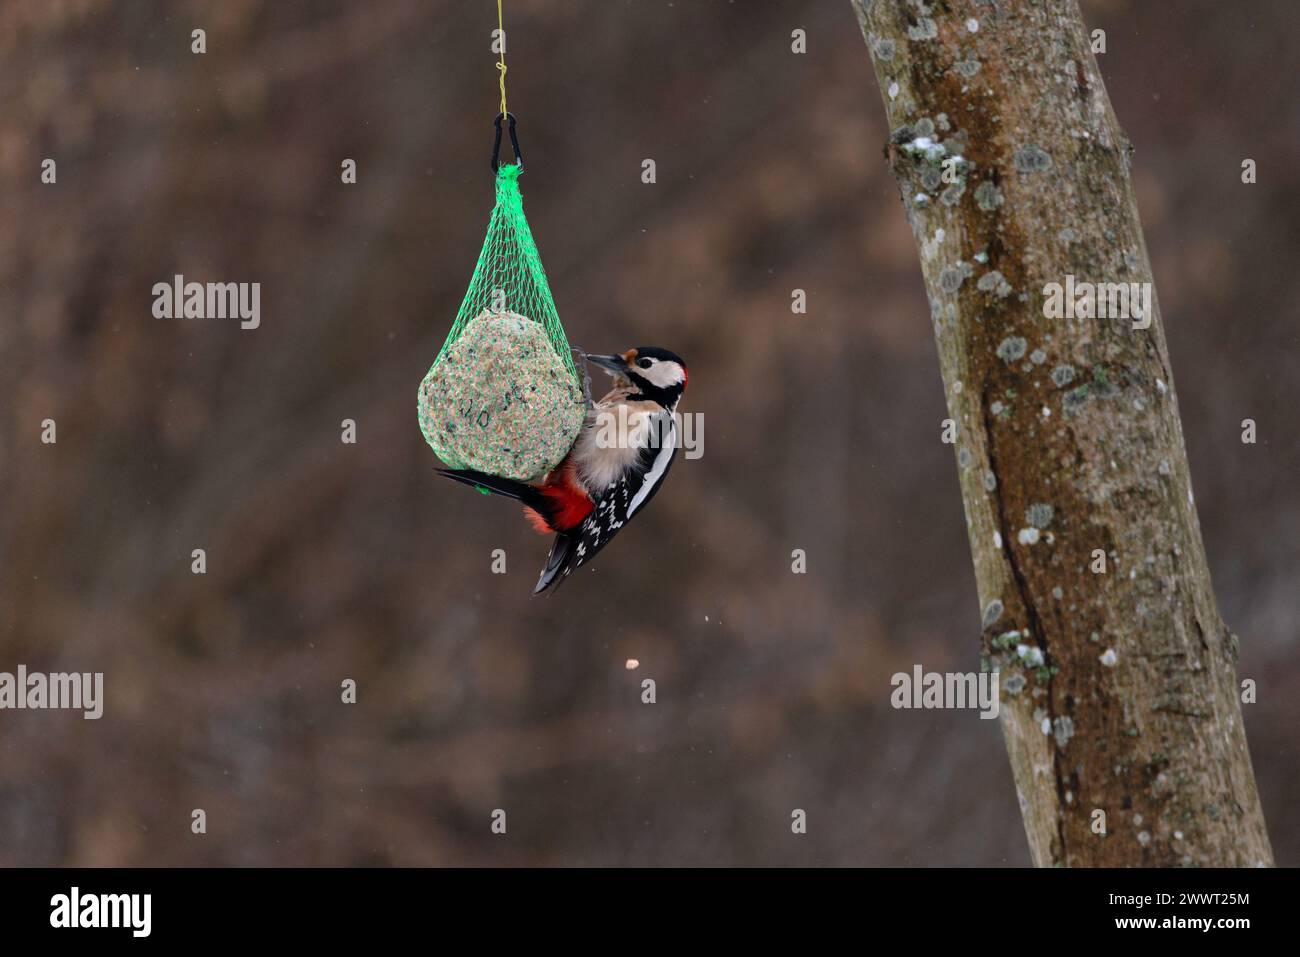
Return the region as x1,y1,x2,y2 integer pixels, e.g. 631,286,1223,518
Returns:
533,533,576,595
435,468,546,511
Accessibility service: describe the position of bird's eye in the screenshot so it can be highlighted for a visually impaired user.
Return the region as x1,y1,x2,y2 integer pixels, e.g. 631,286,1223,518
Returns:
636,357,653,369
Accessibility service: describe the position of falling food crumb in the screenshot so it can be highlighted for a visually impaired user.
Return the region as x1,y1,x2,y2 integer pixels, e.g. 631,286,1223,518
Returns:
625,659,639,670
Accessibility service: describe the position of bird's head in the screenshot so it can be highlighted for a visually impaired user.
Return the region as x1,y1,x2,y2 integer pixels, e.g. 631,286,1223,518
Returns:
587,347,688,408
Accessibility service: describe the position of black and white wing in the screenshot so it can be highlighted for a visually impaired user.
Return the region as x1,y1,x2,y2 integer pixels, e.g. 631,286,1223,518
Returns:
533,413,678,594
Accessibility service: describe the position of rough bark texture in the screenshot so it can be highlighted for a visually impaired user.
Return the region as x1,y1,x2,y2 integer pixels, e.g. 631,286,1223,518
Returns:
851,0,1272,866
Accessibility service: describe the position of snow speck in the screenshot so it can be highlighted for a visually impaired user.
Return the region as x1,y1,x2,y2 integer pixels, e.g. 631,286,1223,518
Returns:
888,81,900,100
993,531,1003,548
966,18,980,33
1100,648,1118,667
1017,527,1041,545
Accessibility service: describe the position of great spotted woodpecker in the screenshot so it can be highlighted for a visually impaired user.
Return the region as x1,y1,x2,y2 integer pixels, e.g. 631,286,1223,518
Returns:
437,347,688,594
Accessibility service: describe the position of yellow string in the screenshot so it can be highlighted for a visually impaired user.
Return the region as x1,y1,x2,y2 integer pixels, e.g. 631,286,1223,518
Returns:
496,0,507,118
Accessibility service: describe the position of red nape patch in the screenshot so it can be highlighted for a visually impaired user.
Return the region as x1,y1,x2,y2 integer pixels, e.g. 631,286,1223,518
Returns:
681,366,688,390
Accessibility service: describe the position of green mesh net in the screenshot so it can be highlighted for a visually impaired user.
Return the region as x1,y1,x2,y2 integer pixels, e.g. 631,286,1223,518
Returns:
418,163,586,481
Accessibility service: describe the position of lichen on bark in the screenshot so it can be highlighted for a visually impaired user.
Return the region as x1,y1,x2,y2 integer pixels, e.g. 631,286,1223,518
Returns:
851,0,1273,866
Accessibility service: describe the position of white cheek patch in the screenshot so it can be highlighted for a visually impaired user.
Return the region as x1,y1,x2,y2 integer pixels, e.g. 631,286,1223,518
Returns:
643,362,684,388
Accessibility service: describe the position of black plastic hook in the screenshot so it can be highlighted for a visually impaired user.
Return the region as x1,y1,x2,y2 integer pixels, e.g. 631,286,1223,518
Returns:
490,112,523,173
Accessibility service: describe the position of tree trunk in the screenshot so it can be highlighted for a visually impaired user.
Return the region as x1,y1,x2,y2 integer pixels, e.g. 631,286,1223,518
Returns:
850,0,1272,866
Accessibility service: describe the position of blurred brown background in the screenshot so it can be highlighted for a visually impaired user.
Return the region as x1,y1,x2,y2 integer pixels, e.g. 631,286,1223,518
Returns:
0,0,1296,866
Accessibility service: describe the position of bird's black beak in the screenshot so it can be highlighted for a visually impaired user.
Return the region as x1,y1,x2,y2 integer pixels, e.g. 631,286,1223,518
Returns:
586,353,628,374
